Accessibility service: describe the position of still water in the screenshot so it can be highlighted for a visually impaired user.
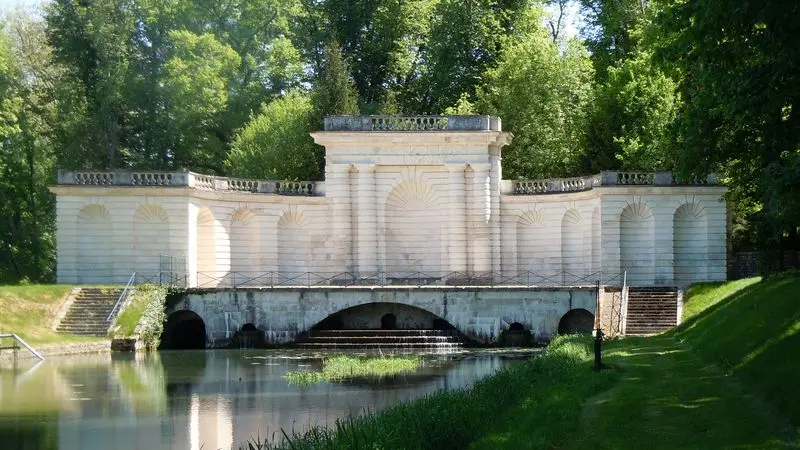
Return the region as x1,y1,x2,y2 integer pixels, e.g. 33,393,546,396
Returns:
0,349,533,450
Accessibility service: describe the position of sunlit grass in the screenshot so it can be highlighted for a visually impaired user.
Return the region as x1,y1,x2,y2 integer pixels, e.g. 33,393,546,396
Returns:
681,277,760,322
0,284,104,345
285,355,422,385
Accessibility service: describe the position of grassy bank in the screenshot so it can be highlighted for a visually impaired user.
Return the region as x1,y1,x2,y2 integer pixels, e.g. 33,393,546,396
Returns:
110,284,168,348
0,285,103,345
285,355,422,385
243,274,800,449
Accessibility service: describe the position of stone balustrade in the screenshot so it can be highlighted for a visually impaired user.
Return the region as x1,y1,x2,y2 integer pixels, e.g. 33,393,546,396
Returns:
506,171,718,195
324,115,502,132
57,170,322,196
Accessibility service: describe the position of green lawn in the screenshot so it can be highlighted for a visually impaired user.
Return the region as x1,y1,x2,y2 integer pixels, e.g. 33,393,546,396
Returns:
0,284,105,345
467,275,799,449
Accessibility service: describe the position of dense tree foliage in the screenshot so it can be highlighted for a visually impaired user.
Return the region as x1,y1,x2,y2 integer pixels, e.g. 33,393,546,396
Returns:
0,0,797,280
655,0,800,268
226,91,319,180
480,9,594,178
0,15,57,282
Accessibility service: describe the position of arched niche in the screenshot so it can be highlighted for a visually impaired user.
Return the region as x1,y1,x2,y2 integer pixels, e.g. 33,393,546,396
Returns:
277,209,311,282
561,209,583,283
673,203,708,285
385,181,444,276
516,210,545,276
620,202,655,285
76,204,114,283
133,204,170,281
196,207,218,287
230,208,260,285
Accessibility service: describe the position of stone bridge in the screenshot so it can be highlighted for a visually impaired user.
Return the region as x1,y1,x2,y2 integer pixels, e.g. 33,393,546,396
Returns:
165,286,600,347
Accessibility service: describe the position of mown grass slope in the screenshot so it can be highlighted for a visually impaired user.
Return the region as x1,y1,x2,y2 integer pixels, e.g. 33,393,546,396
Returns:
675,274,800,430
0,285,102,345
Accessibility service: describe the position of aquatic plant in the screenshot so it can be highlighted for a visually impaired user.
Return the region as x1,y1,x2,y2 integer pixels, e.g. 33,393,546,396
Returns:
284,355,422,385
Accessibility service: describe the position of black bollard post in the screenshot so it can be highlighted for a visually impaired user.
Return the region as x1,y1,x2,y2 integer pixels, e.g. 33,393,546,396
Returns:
594,328,604,371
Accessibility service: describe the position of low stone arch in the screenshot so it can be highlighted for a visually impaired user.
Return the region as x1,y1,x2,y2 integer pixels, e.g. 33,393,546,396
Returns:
76,204,114,283
620,201,655,285
310,302,456,332
673,203,708,285
161,310,206,349
133,204,170,280
558,309,595,335
500,322,533,347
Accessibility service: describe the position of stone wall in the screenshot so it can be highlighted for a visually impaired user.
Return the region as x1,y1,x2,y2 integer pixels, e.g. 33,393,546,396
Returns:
51,116,728,288
171,287,597,345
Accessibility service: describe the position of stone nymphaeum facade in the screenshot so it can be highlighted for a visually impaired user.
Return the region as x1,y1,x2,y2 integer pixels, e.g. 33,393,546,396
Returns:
50,115,727,288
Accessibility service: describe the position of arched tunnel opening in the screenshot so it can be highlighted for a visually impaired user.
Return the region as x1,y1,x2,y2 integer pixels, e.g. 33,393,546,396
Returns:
160,310,207,350
304,302,474,347
500,322,533,347
558,308,595,335
311,303,455,332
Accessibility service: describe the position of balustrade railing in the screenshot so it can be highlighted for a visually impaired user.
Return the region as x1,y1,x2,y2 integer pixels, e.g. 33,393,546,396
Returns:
324,115,501,131
508,171,718,195
58,171,320,196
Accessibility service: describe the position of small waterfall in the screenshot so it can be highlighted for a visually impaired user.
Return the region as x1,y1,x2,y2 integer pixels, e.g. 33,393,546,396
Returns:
295,329,463,350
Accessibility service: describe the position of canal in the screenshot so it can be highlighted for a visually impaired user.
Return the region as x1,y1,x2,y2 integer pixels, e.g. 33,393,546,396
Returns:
0,349,535,449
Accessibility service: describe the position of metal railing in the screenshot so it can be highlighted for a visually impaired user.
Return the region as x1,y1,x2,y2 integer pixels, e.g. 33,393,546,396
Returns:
620,271,629,335
193,270,625,289
107,272,136,323
0,334,45,360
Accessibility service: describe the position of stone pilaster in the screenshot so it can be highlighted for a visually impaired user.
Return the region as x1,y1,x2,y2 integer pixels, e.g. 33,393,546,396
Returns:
328,163,354,273
445,163,468,274
354,163,378,277
489,148,502,276
187,203,199,287
468,162,492,276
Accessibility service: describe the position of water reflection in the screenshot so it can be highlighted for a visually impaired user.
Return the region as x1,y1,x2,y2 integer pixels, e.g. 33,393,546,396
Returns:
0,349,535,450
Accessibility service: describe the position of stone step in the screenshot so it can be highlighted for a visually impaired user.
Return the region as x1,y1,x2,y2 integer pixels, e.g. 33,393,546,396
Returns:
303,337,460,344
295,342,463,349
310,329,459,337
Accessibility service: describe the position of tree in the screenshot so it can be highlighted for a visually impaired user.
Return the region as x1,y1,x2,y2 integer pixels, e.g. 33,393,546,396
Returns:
582,52,680,172
0,14,58,282
580,0,648,80
162,30,240,173
480,11,594,179
311,40,359,125
419,0,531,114
226,91,320,181
656,0,800,269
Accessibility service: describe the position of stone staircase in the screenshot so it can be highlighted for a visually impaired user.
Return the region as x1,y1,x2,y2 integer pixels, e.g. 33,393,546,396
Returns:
296,329,463,350
57,287,121,337
624,287,679,336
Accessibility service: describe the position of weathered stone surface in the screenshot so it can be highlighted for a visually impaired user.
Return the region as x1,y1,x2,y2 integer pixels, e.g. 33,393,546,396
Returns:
169,286,596,346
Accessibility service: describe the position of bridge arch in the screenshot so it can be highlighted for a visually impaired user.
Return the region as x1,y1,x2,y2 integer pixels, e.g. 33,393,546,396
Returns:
161,310,207,350
311,302,455,332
